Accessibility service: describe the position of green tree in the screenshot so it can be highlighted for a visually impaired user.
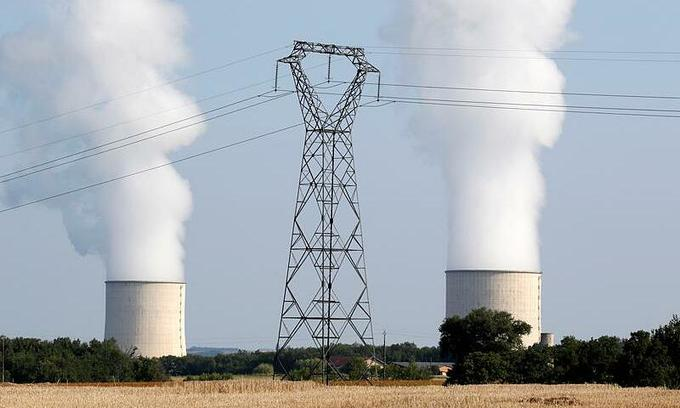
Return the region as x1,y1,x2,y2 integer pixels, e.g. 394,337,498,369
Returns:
439,308,530,363
457,352,510,384
513,344,554,384
653,315,680,388
616,330,673,387
252,363,274,376
133,357,168,382
343,357,369,380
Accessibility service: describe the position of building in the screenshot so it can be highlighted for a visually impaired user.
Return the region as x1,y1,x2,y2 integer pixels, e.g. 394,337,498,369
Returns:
104,280,186,358
445,270,542,346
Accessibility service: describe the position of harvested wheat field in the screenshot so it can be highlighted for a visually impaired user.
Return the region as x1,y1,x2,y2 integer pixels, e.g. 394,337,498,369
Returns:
1,379,680,408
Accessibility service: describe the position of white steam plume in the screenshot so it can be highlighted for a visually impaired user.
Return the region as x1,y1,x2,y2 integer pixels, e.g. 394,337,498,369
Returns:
398,0,574,271
0,0,204,282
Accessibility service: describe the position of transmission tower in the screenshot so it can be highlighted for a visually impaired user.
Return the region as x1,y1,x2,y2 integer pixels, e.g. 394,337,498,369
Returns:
274,41,380,383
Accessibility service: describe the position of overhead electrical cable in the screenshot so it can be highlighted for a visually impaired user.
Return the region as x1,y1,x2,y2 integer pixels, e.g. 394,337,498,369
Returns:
357,81,680,101
367,97,680,119
309,87,680,119
364,45,680,55
0,62,326,160
0,123,303,214
0,91,294,184
367,50,680,63
0,44,290,136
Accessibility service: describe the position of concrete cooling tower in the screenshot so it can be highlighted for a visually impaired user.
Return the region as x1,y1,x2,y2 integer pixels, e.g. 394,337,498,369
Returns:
105,281,186,357
445,270,541,346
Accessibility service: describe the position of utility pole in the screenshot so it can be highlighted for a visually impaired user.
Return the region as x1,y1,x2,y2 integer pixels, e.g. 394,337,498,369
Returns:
273,41,380,383
1,336,5,383
382,330,387,380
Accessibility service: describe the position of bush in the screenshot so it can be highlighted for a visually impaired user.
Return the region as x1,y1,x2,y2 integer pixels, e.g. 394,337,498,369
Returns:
252,363,274,376
454,352,510,385
133,357,168,382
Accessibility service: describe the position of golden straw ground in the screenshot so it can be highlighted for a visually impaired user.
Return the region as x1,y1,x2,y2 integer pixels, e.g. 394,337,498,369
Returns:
1,379,680,408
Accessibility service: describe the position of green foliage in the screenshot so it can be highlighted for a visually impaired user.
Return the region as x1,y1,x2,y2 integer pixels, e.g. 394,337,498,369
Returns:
456,352,510,384
343,357,369,380
0,337,156,383
133,357,168,382
385,342,439,363
439,308,530,363
512,344,554,384
652,315,680,387
251,363,274,376
616,330,673,387
553,335,623,384
184,372,233,381
288,358,321,381
440,308,530,385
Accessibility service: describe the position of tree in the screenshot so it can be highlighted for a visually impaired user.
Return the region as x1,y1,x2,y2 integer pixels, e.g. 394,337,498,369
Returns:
456,352,510,384
252,363,274,376
616,330,673,388
133,357,168,382
653,315,680,388
344,357,368,380
583,336,622,384
439,308,530,363
439,308,530,385
513,344,554,384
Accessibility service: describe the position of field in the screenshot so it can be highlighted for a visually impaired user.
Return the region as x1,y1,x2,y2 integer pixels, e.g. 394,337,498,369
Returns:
1,379,680,407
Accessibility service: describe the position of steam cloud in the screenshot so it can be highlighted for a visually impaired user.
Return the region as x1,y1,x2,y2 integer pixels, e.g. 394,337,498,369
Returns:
398,0,574,271
0,0,203,282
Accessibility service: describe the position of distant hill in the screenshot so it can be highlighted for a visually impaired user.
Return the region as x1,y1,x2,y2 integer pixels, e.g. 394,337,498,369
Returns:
187,346,239,357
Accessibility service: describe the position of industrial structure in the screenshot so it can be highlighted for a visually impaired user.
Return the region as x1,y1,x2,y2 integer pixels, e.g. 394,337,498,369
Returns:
273,41,380,383
445,270,542,346
104,281,186,358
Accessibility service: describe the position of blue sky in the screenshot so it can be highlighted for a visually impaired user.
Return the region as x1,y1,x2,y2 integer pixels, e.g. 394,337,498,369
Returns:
1,1,680,349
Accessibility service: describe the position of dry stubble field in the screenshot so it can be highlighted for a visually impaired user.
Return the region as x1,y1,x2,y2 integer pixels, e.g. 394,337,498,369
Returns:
1,379,680,408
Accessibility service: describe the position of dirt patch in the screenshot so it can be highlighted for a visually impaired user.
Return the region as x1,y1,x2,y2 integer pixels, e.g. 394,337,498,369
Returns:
521,396,581,406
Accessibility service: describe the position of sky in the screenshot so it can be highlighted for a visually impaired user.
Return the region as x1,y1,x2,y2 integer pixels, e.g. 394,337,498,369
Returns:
1,0,680,349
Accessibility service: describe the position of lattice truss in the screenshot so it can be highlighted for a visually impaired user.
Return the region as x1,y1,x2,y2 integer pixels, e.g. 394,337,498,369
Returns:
274,41,380,381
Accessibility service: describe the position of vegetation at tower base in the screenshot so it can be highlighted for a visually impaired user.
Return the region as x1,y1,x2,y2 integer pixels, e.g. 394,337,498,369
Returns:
3,316,680,386
439,309,680,388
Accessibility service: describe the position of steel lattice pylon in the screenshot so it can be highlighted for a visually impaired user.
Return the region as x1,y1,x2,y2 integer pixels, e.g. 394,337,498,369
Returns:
274,41,380,383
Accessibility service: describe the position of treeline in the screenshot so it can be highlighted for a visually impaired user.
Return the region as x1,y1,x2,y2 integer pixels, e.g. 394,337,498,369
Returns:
0,338,166,383
441,308,680,388
0,336,436,383
159,342,438,379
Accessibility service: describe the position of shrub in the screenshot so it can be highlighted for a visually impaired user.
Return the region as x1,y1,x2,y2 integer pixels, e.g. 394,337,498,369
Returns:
252,363,274,376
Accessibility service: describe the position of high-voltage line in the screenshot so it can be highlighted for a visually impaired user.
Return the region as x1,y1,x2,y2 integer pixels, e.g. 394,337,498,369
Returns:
367,50,680,63
308,88,680,119
362,81,680,101
364,45,680,55
0,123,302,214
0,91,294,184
273,41,379,384
0,45,289,136
0,62,327,161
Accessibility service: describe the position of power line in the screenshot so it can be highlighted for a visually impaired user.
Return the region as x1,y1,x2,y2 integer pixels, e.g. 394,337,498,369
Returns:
0,91,294,184
373,98,680,119
0,80,271,160
365,45,680,56
358,81,680,101
0,123,302,214
0,62,326,161
309,89,680,119
367,50,680,63
0,45,290,136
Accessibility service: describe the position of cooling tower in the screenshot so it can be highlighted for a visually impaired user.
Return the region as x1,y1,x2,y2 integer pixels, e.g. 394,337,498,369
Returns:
445,270,541,346
105,281,186,357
